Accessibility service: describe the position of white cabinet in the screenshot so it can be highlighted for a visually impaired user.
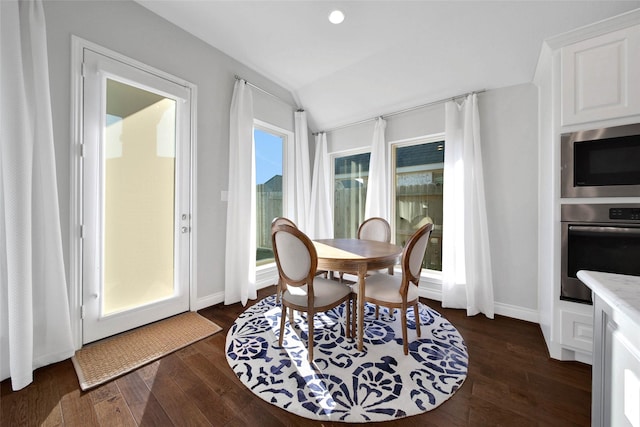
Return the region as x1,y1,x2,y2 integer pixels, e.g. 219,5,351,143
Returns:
560,309,593,353
578,271,640,427
561,25,640,126
592,295,640,427
535,11,640,365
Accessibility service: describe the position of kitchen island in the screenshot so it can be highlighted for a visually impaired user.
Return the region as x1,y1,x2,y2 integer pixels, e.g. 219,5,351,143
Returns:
577,271,640,427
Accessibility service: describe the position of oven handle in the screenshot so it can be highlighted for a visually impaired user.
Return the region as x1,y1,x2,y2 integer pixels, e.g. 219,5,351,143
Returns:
569,225,640,236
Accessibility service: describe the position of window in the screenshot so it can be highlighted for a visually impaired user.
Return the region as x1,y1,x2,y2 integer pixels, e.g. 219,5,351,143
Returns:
392,136,445,271
333,151,371,238
254,124,288,266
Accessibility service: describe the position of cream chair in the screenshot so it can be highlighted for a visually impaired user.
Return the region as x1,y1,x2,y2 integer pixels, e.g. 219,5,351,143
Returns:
271,217,327,303
352,223,433,355
358,216,392,243
272,224,352,362
339,217,393,283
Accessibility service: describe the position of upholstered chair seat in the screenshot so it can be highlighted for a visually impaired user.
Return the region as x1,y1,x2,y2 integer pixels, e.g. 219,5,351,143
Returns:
351,274,420,303
283,279,351,309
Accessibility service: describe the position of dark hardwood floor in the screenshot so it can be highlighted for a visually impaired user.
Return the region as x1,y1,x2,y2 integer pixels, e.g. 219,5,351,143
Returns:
1,286,591,426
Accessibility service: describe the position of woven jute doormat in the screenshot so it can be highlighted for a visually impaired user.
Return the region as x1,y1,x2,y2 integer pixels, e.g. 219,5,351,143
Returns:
72,312,222,391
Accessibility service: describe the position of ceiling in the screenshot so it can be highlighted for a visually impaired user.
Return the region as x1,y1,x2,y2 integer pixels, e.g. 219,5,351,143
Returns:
136,1,639,132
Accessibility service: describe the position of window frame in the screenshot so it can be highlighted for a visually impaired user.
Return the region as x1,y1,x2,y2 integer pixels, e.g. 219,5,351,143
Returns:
390,132,445,281
330,147,372,239
253,120,294,284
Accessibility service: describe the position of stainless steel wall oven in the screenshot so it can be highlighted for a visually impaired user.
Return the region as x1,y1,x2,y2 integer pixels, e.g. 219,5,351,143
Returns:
561,204,640,304
561,123,640,198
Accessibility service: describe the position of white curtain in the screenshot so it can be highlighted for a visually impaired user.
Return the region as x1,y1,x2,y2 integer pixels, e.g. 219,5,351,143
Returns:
293,111,311,232
0,0,75,390
308,133,333,239
224,79,257,306
364,117,389,220
441,94,494,318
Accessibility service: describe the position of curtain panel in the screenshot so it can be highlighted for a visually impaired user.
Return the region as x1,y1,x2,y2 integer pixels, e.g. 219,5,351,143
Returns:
293,111,312,233
308,133,333,239
0,0,75,390
441,94,494,318
364,117,389,221
224,80,257,306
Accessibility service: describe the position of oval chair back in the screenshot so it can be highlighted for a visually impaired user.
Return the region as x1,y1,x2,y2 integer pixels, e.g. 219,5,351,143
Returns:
271,217,298,303
402,222,433,288
343,218,393,309
272,224,316,289
357,217,391,243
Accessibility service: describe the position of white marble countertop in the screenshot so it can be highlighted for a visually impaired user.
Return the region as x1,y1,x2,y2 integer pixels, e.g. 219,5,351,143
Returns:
577,270,640,327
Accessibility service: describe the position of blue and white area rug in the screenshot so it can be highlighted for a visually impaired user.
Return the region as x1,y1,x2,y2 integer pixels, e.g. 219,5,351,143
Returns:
225,295,468,423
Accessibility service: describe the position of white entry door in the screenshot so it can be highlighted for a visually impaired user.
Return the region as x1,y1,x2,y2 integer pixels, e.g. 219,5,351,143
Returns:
82,49,192,344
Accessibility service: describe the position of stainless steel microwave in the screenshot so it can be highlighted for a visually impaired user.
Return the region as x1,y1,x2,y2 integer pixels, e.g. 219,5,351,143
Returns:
561,123,640,198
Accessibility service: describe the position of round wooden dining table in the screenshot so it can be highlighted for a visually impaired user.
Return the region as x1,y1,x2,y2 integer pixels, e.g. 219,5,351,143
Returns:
313,238,402,351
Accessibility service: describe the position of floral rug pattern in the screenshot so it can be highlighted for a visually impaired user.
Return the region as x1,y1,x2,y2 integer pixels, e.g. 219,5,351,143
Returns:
225,295,468,423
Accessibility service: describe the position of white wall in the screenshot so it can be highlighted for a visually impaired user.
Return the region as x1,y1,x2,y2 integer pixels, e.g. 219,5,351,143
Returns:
44,0,296,307
324,83,539,318
43,0,540,319
480,84,539,314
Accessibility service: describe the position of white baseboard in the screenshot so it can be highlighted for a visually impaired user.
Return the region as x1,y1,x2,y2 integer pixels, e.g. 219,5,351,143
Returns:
494,302,539,324
418,286,540,324
194,273,277,311
195,291,225,310
197,275,540,325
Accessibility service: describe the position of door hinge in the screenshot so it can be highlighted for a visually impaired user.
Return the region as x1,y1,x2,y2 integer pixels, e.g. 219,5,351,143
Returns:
79,143,85,158
80,224,84,239
81,62,86,78
80,305,86,319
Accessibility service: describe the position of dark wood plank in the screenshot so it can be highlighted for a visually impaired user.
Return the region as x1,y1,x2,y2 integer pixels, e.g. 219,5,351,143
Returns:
115,370,173,426
92,392,137,427
139,356,212,426
1,286,592,426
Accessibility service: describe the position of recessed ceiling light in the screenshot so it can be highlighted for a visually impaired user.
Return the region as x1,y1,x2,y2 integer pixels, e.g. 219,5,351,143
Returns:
328,10,345,25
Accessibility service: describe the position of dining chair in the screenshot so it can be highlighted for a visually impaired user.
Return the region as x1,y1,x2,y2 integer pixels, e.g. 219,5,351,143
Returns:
358,216,392,243
339,217,392,283
352,222,433,355
272,224,352,362
271,217,328,303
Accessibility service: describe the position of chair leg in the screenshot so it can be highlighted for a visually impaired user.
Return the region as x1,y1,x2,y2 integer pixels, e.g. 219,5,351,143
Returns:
375,304,380,319
275,278,281,304
342,299,348,338
279,303,287,346
413,303,421,338
307,311,314,362
351,296,356,337
401,308,409,355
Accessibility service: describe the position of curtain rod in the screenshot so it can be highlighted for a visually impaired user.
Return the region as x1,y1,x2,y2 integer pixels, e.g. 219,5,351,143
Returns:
234,75,300,110
314,89,486,135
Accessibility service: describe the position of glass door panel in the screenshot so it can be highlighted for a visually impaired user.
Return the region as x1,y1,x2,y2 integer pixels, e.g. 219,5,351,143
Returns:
103,79,177,315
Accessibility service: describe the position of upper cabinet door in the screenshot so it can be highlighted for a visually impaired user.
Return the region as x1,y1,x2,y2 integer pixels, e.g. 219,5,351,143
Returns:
561,24,640,126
